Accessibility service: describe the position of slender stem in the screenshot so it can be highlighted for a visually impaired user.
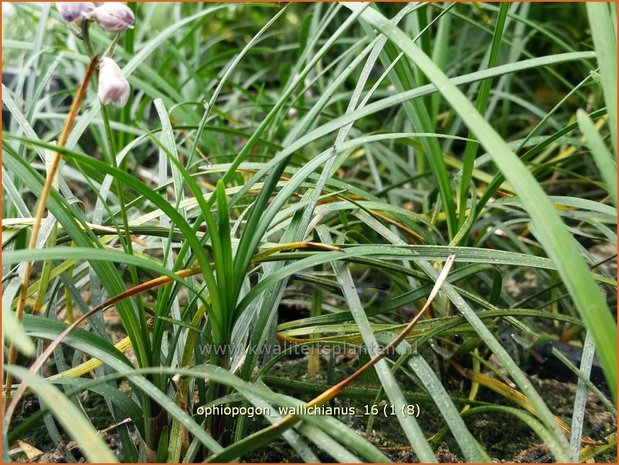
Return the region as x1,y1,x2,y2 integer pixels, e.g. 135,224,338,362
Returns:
81,20,95,57
99,103,141,286
84,22,145,335
3,56,99,412
101,107,154,447
82,26,155,444
82,20,150,362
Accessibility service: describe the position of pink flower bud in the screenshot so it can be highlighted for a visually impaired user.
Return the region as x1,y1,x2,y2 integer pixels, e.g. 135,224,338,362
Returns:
55,2,95,22
98,57,130,107
92,3,134,32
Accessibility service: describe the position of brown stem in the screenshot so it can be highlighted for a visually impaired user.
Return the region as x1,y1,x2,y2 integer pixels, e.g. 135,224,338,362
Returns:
3,56,99,413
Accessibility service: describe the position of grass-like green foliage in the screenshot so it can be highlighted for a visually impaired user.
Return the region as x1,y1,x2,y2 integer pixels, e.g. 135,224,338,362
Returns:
2,2,616,463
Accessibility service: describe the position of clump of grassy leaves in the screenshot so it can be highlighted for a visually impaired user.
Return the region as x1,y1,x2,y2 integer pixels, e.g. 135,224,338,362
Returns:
2,2,616,463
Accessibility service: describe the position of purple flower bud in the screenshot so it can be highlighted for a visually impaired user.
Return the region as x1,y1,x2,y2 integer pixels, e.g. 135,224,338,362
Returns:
55,2,95,22
98,57,130,107
92,3,134,32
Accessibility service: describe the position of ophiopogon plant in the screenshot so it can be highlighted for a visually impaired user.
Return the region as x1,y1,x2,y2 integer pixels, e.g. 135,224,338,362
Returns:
2,2,616,463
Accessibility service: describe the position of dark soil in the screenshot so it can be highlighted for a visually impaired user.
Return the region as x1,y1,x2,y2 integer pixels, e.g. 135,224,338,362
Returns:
9,349,617,463
243,355,617,463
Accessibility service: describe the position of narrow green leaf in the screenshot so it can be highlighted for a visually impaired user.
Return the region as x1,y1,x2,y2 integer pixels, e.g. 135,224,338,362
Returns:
345,2,616,403
576,109,617,205
4,366,118,463
2,305,35,356
586,2,617,153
